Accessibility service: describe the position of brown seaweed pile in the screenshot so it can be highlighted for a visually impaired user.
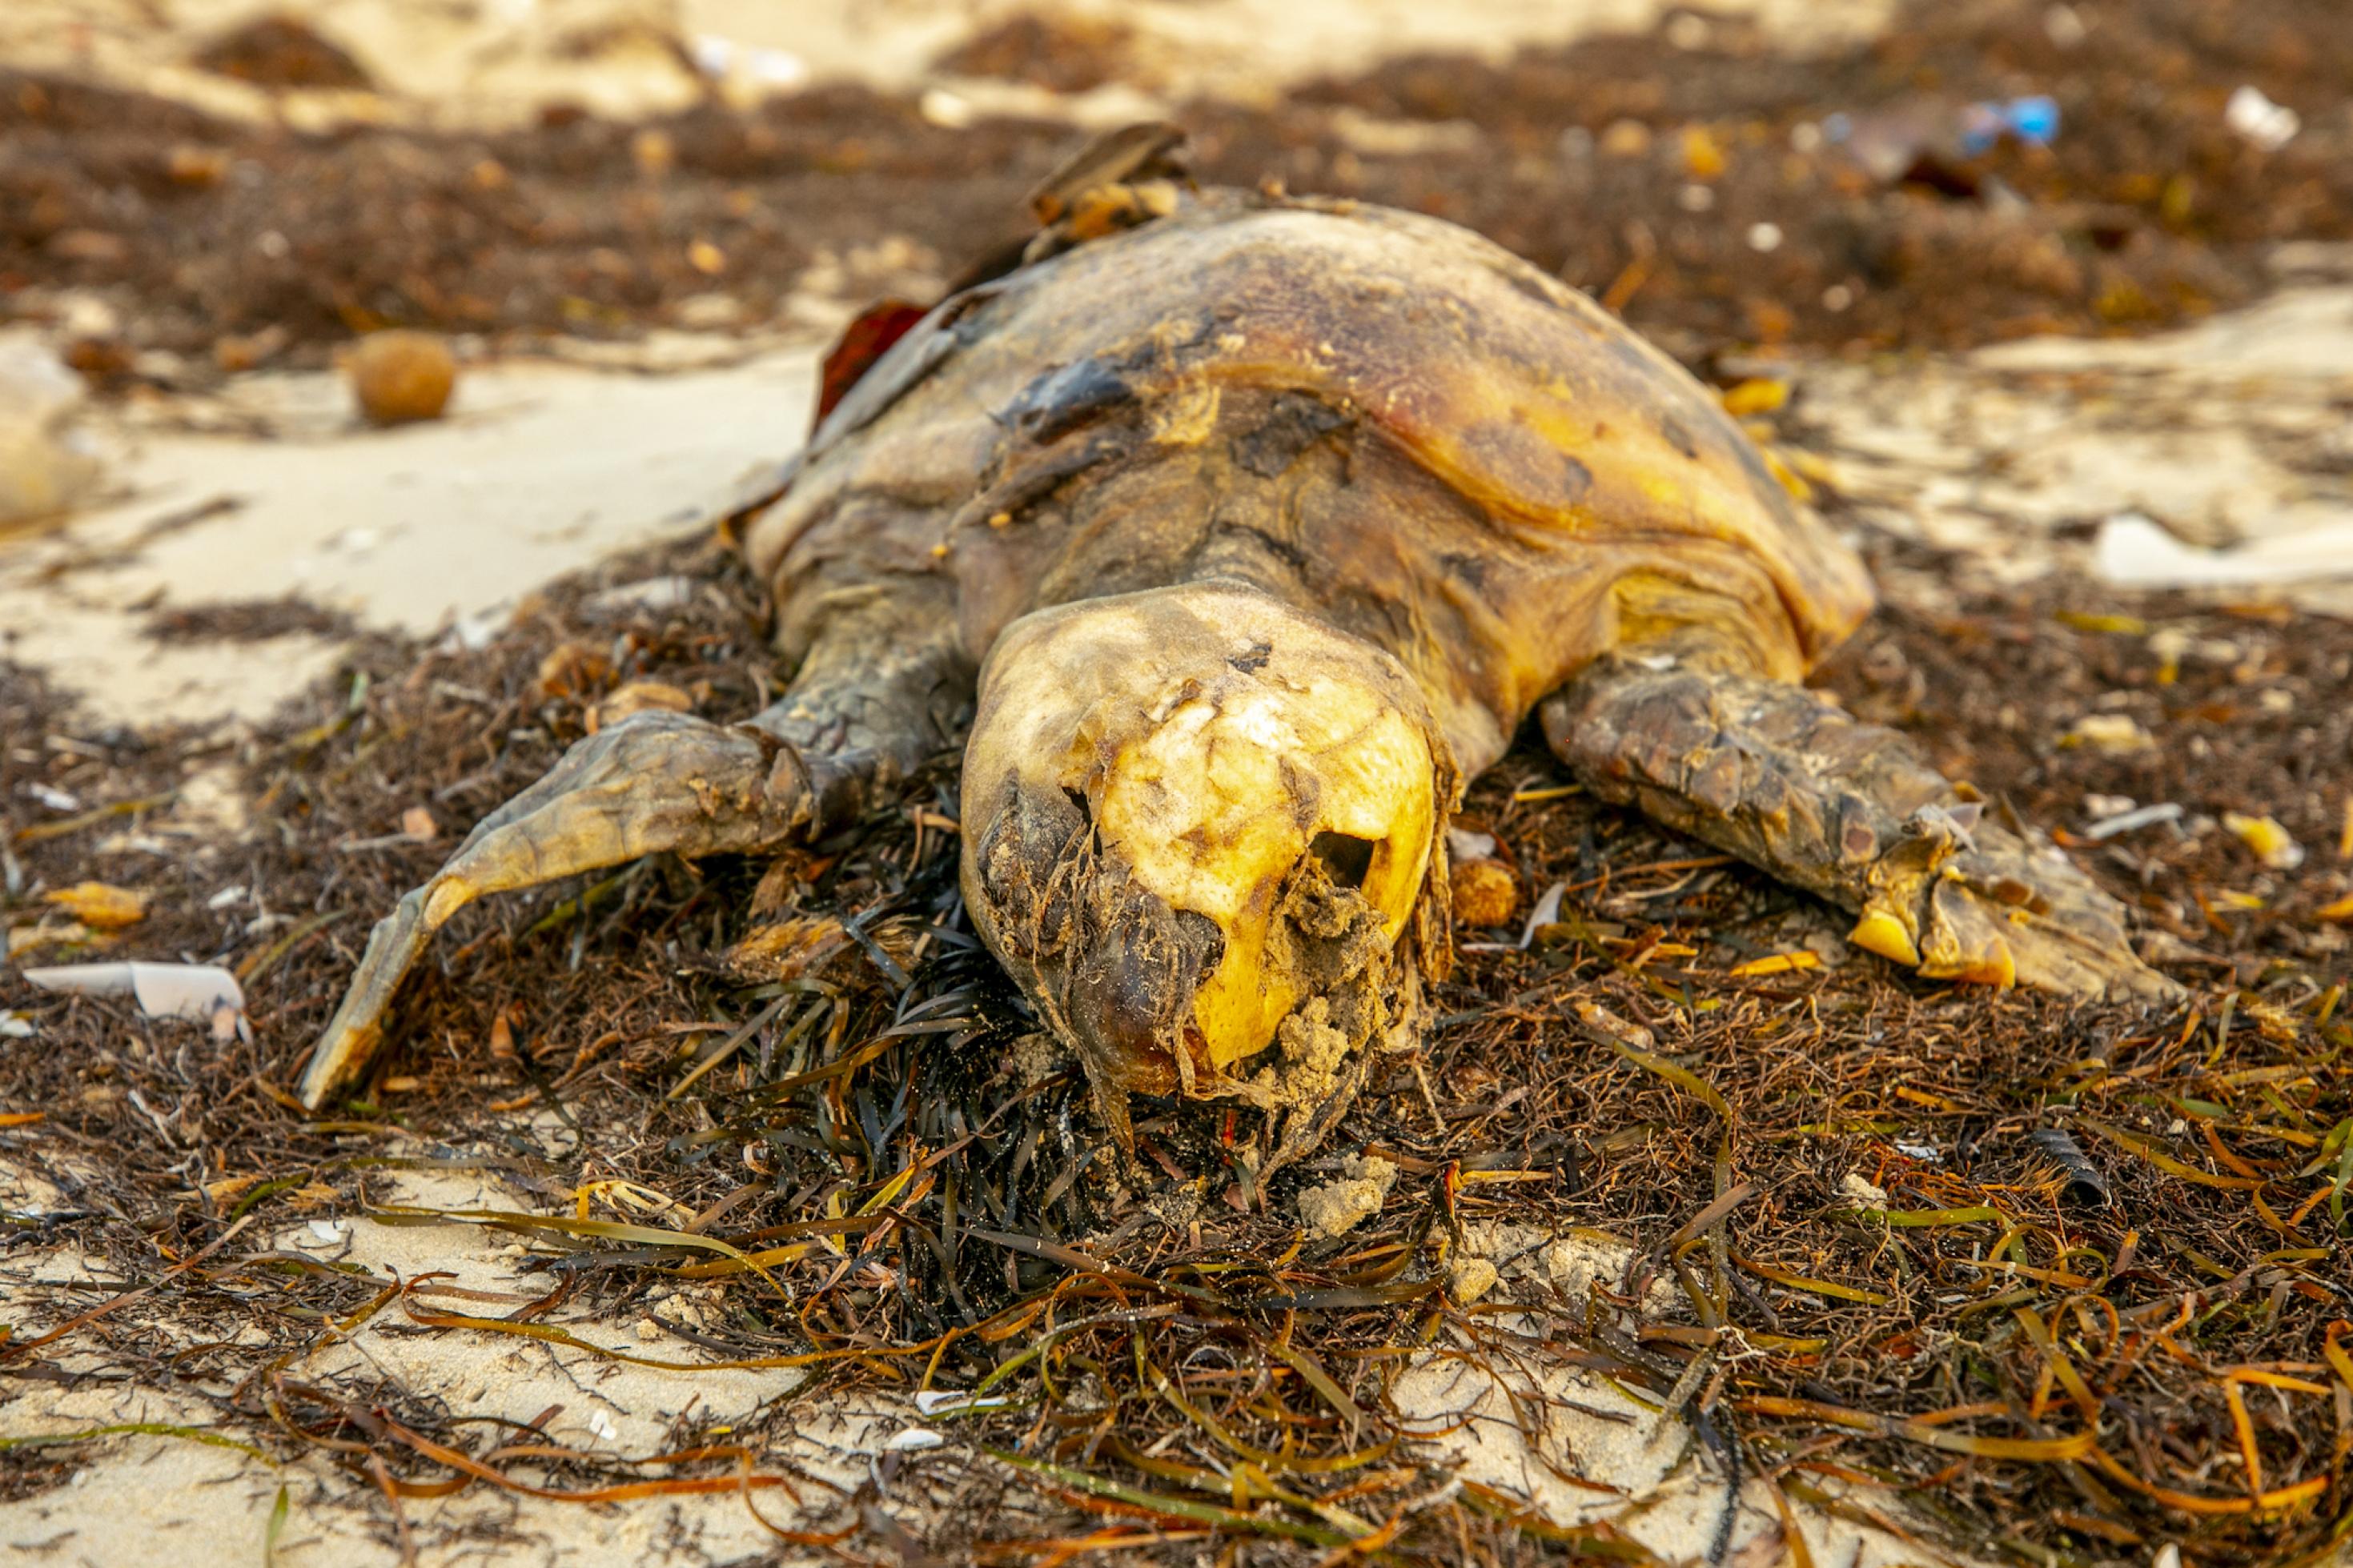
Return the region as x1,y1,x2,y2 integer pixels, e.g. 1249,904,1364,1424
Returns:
4,518,2346,1563
6,0,2353,376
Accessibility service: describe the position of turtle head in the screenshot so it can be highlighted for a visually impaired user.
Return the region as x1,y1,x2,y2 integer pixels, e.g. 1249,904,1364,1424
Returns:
960,584,1454,1151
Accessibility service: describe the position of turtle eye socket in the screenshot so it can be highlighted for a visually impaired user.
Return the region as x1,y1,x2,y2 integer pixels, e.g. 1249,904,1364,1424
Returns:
1308,830,1378,891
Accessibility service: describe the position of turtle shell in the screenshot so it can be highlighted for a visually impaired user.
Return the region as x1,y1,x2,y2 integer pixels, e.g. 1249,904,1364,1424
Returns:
744,188,1873,775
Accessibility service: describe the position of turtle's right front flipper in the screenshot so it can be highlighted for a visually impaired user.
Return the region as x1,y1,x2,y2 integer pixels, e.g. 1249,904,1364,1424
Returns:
1540,650,2179,1003
298,596,971,1109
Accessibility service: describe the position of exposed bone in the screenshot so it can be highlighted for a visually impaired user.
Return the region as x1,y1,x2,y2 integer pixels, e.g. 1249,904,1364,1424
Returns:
960,583,1454,1145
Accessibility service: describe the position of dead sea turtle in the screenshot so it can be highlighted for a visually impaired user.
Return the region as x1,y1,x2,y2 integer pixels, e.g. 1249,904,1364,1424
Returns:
299,129,2174,1159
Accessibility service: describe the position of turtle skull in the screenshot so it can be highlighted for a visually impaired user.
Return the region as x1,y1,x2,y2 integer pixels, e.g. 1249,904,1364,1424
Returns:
961,584,1452,1145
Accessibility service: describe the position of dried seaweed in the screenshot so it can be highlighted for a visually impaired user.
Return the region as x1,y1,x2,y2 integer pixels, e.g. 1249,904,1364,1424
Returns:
3,522,2349,1564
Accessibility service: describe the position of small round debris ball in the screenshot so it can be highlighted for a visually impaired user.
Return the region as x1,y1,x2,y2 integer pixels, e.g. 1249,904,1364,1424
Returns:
347,331,456,426
1450,857,1518,929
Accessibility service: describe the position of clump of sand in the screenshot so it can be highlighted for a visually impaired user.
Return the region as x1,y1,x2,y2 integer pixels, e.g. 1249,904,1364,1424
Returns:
1295,1151,1397,1237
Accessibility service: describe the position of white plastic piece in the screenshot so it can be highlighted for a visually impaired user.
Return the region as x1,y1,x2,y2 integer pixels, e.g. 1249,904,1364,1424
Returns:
920,89,974,130
2083,802,2183,840
690,35,808,89
2094,512,2353,589
0,333,106,527
2224,86,2299,152
19,962,246,1021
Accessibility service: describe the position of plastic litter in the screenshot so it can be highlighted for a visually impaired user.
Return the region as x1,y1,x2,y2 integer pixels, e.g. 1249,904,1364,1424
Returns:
0,333,106,527
2095,511,2353,589
1821,94,2060,191
912,1390,1012,1418
19,961,246,1021
2224,85,2299,152
1959,94,2061,154
689,35,807,90
2082,802,2183,840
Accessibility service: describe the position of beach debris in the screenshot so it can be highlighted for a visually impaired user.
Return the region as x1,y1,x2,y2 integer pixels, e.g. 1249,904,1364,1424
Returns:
40,882,146,929
1959,94,2061,153
19,961,246,1024
1729,949,1821,978
913,1390,1014,1418
689,35,809,92
920,89,977,130
1446,827,1497,861
0,335,106,528
1460,880,1566,953
2063,712,2155,753
1721,377,1790,417
1680,126,1726,181
2083,801,2183,840
1819,92,2058,204
2026,1127,2111,1206
583,576,698,618
2095,511,2353,589
347,331,457,427
2222,811,2303,870
22,782,81,813
2224,85,2300,152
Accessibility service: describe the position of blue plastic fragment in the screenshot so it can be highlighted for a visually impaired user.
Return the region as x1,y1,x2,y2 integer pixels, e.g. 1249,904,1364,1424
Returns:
1960,94,2062,153
2006,94,2062,146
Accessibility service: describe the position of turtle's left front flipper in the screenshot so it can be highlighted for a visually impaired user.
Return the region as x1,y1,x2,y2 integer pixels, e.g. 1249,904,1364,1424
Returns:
1540,651,2179,1002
